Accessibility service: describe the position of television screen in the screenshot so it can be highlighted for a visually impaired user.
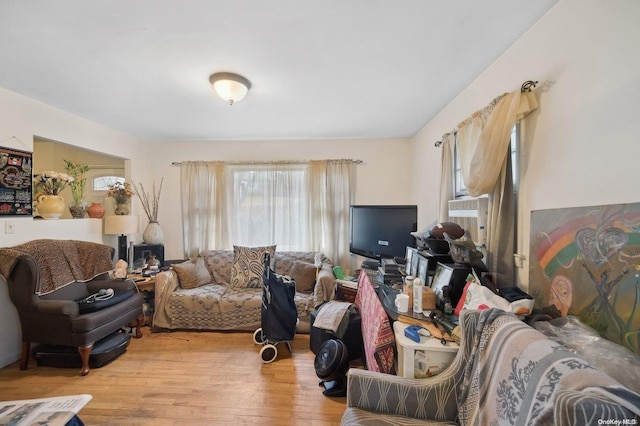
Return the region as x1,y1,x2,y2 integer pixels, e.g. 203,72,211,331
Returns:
349,205,417,260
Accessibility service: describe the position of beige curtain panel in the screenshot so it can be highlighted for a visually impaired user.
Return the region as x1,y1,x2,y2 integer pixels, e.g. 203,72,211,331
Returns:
457,90,538,197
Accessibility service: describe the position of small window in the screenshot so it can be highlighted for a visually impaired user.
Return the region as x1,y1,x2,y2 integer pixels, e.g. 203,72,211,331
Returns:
93,176,124,191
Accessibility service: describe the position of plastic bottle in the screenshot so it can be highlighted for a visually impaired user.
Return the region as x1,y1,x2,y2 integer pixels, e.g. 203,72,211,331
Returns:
404,276,414,309
413,277,423,314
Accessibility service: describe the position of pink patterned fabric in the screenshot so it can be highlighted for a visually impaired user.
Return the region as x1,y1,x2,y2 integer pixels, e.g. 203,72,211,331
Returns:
355,270,396,374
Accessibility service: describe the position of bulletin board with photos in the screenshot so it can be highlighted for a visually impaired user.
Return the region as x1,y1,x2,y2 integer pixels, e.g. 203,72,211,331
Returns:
0,146,32,216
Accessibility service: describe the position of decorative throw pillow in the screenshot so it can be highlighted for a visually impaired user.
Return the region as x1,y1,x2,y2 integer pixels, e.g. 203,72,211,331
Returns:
173,257,212,289
230,245,276,288
289,261,317,293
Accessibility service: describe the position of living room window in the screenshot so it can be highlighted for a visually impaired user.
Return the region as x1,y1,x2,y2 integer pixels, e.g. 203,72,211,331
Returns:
92,176,124,191
227,165,308,250
178,160,354,267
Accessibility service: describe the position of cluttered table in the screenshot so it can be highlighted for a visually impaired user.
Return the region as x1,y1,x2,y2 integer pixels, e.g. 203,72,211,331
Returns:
376,280,459,343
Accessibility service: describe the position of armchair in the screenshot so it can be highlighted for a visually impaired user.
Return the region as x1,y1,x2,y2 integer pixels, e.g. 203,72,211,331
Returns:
3,241,144,376
342,309,640,425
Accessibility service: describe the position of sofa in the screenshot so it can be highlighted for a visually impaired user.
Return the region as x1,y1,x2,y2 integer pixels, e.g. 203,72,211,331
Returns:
342,308,640,425
152,246,336,333
0,239,144,376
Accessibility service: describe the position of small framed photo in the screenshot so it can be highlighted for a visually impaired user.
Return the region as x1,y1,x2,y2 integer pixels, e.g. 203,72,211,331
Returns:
431,262,454,302
405,247,419,276
417,254,429,285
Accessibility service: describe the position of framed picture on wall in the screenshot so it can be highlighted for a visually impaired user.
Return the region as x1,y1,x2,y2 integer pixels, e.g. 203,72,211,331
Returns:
0,146,32,216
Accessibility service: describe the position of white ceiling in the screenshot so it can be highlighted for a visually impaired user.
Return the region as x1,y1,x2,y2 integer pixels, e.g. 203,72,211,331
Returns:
0,0,558,142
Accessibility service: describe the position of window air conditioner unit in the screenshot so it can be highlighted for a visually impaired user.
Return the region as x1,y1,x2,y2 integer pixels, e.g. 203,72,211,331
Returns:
448,197,489,248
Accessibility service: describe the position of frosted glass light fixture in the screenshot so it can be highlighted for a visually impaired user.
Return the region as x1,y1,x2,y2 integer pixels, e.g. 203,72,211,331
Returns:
209,72,251,105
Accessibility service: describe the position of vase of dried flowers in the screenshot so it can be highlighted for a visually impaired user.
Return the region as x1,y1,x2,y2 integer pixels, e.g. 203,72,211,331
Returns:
142,221,164,245
107,181,134,215
134,179,164,244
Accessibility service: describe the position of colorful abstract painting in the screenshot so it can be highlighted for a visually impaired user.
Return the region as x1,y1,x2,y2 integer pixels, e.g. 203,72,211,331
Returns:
529,203,640,354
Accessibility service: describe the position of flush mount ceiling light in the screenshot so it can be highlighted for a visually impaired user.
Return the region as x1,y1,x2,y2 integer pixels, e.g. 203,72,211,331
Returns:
209,72,251,105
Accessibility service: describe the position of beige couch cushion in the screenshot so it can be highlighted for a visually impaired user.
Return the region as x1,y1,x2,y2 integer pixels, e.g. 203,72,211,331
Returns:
173,257,212,289
230,245,276,288
289,261,316,293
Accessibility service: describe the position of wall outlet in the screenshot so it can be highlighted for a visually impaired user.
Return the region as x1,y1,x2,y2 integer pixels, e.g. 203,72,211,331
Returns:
5,221,15,234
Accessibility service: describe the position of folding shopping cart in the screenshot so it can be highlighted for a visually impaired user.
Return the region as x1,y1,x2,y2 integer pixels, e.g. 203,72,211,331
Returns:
252,252,298,363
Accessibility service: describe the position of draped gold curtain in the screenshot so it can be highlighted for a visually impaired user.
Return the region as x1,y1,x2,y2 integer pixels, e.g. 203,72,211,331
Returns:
438,132,456,222
440,89,538,285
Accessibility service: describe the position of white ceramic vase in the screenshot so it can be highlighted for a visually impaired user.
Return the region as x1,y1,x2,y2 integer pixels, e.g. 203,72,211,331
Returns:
143,221,164,245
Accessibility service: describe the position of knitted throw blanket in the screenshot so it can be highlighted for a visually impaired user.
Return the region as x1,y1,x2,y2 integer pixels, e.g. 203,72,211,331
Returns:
0,239,115,295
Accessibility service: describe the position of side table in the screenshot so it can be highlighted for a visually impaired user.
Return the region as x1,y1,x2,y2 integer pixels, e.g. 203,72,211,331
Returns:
393,321,459,378
128,274,156,326
336,282,357,303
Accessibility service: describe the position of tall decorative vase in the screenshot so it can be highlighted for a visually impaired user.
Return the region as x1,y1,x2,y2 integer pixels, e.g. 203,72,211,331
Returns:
37,195,65,220
87,202,106,218
143,221,164,245
69,199,88,219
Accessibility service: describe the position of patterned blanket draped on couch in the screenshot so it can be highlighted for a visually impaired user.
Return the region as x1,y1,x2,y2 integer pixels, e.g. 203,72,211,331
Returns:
342,309,640,425
153,250,336,332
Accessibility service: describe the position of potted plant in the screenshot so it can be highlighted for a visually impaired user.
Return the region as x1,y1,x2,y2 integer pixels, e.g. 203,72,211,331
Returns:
64,160,90,218
33,171,74,219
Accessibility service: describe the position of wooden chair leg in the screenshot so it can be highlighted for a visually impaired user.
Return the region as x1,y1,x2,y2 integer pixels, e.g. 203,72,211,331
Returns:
77,344,93,376
19,341,30,370
134,315,144,338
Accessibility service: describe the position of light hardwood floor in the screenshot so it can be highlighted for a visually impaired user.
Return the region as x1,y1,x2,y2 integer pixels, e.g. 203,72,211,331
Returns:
0,328,357,425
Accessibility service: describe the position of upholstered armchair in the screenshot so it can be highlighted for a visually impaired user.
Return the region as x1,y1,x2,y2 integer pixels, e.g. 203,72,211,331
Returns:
342,309,640,425
2,240,144,376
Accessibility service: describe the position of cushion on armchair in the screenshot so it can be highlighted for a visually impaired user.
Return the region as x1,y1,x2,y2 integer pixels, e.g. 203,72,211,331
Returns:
230,245,276,288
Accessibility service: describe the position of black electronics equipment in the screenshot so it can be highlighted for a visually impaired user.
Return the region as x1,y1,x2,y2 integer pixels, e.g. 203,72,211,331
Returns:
349,205,417,261
133,243,164,266
33,331,131,368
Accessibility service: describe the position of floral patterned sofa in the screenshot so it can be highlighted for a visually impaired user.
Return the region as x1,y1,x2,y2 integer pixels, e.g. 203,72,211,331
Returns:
152,247,336,333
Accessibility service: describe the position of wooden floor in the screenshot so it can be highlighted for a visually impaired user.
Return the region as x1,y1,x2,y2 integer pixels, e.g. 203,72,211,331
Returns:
0,328,358,425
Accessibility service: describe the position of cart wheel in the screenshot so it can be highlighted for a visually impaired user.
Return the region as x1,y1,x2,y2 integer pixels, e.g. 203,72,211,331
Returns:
253,328,266,345
260,344,278,363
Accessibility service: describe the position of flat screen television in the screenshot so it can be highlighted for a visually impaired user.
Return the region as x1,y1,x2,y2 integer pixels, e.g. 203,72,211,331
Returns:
349,205,417,260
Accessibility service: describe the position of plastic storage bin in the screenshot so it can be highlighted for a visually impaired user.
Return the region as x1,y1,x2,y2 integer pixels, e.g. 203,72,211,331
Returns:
393,321,459,378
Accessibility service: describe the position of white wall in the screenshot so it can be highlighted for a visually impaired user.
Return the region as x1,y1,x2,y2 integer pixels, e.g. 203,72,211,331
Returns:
0,88,413,367
0,87,146,368
146,137,414,261
411,0,640,288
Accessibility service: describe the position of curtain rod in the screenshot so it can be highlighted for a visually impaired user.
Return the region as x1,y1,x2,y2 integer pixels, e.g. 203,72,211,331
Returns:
171,159,363,166
433,80,538,148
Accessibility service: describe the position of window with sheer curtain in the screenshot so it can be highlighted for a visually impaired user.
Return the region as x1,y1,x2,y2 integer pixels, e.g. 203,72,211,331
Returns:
179,160,354,268
227,164,307,250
